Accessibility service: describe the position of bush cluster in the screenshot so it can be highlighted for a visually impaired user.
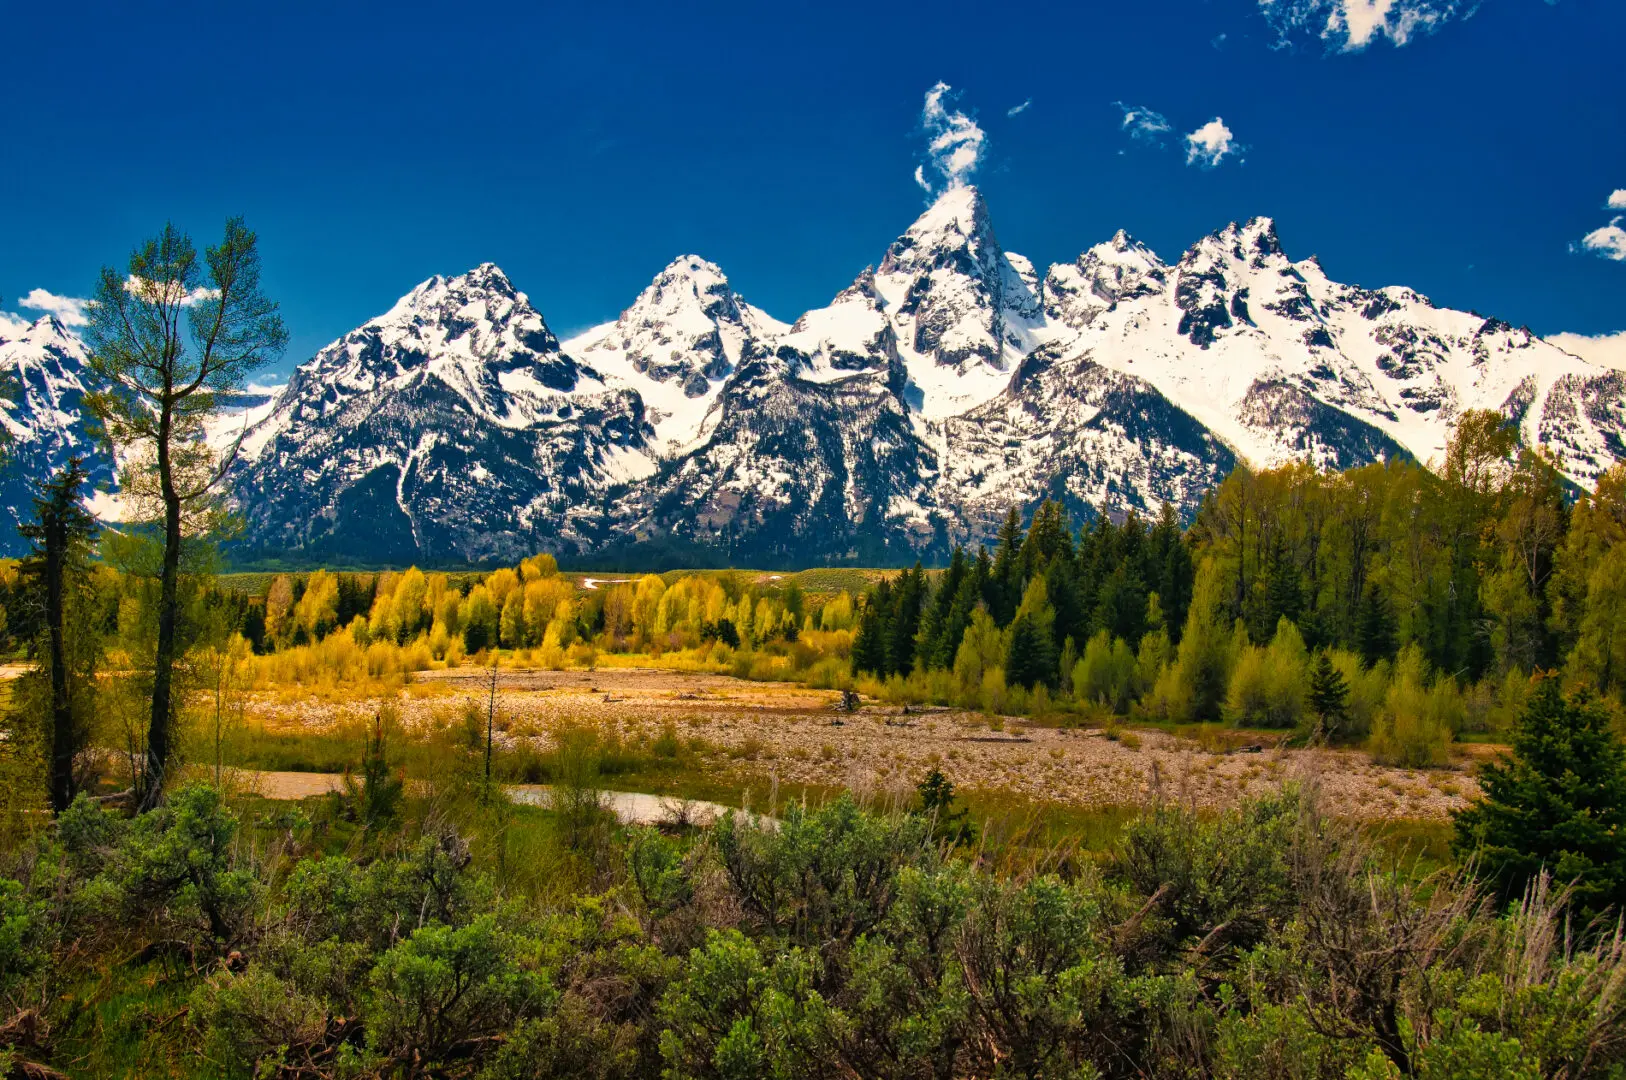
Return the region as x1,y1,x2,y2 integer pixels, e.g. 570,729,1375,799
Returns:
0,779,1621,1078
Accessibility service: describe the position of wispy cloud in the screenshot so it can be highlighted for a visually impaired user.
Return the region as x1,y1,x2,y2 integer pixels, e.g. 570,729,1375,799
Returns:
917,81,987,194
1006,98,1032,117
1185,118,1239,168
1547,330,1626,371
1578,218,1626,261
1608,189,1626,210
0,308,30,339
1258,0,1478,52
1116,102,1172,145
19,288,92,327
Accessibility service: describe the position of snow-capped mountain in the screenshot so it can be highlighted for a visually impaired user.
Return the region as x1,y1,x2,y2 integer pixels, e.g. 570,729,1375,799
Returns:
0,317,114,550
229,264,652,563
1066,216,1624,483
8,186,1622,566
562,256,786,457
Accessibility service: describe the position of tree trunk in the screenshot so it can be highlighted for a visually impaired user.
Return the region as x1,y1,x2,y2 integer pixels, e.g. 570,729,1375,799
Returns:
139,407,182,813
44,521,72,814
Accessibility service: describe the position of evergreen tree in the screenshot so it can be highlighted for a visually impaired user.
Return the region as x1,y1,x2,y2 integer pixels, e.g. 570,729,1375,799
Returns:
936,573,981,672
1005,615,1048,690
1452,679,1626,916
1004,579,1059,689
886,564,927,677
1092,564,1148,646
1356,584,1397,667
1020,499,1072,579
917,547,967,669
851,580,893,676
17,459,99,813
974,546,998,620
990,508,1025,625
1260,533,1303,640
1306,651,1350,741
1044,556,1087,654
914,767,974,846
1151,506,1194,643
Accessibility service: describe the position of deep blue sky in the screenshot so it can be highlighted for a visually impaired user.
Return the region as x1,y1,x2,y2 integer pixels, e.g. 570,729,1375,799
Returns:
3,0,1622,375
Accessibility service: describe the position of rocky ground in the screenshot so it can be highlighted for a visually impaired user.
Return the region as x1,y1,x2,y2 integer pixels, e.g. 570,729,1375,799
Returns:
238,665,1484,822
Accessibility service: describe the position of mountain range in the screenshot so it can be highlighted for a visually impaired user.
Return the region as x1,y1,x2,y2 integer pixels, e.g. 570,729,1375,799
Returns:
2,186,1622,565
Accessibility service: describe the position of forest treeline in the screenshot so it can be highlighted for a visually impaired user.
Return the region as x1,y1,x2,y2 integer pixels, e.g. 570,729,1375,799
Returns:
851,411,1626,765
9,409,1626,791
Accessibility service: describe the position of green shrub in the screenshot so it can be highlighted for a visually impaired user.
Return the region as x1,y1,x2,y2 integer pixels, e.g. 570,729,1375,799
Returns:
102,782,257,945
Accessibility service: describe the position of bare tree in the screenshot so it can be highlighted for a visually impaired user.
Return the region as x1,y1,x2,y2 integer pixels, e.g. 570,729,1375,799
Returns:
84,219,286,811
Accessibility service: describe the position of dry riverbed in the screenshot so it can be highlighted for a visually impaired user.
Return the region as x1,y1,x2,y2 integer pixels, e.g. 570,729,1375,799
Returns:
239,666,1484,822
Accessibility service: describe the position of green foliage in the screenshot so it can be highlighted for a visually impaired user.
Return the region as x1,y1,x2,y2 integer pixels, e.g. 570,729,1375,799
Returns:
1369,645,1459,767
1453,679,1626,914
1308,650,1352,739
1116,788,1303,955
1073,629,1138,713
1225,617,1310,729
913,767,974,846
366,915,548,1064
99,781,257,944
16,457,101,812
352,709,404,836
3,787,1626,1077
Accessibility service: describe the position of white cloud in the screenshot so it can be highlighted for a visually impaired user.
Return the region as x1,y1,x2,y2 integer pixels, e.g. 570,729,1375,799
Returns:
0,309,30,339
914,165,930,193
917,81,987,193
19,288,92,327
1607,189,1626,210
1185,118,1238,168
1258,0,1476,52
1006,98,1032,117
1546,330,1626,371
1578,217,1626,261
1116,102,1172,144
123,275,220,306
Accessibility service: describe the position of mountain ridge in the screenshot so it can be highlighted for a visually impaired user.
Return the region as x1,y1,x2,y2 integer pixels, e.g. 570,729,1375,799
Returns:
4,187,1621,564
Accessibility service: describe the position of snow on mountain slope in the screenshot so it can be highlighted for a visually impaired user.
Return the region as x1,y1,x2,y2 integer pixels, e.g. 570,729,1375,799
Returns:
940,341,1236,540
868,186,1047,419
1043,230,1169,330
0,317,114,549
231,265,654,563
1062,217,1625,482
563,256,786,457
611,342,939,564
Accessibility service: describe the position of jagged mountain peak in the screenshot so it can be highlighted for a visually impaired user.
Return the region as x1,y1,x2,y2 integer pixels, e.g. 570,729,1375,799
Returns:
1182,216,1286,269
620,253,763,333
882,185,997,273
1044,231,1168,329
564,255,787,455
0,313,113,548
7,184,1622,569
6,314,84,353
862,185,1044,416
